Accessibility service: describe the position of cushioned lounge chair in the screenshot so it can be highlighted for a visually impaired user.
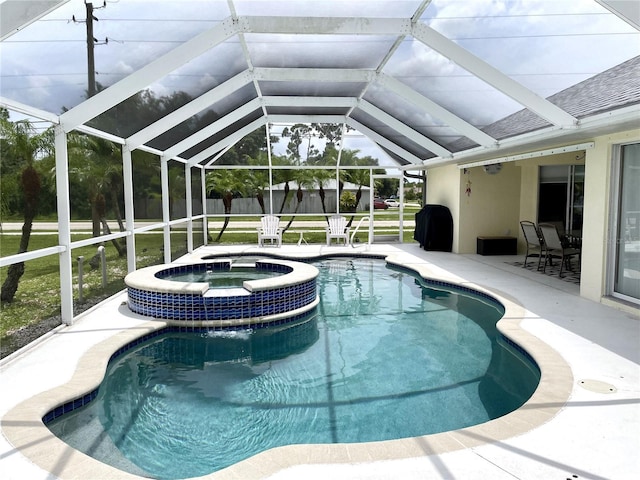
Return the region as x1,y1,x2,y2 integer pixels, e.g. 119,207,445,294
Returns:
257,215,282,247
538,223,581,277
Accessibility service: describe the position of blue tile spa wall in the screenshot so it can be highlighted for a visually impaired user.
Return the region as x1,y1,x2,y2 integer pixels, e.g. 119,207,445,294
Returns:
128,262,315,322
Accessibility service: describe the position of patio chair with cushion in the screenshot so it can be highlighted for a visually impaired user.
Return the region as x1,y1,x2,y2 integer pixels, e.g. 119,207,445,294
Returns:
326,215,350,246
538,223,581,277
520,220,545,270
257,215,282,247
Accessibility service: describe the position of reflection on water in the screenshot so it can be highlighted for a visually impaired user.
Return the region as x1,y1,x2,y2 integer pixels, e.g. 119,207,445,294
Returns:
48,258,539,480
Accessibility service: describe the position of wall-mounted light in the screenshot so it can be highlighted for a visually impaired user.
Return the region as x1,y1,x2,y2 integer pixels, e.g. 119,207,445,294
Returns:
483,163,502,175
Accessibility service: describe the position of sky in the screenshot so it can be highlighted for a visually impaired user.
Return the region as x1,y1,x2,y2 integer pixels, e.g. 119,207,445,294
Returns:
1,0,638,165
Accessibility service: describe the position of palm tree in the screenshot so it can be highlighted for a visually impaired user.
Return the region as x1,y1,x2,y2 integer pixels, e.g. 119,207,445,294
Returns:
205,169,247,241
345,168,370,227
282,169,315,233
168,163,186,220
0,114,53,303
310,168,334,223
244,154,270,214
66,133,126,257
272,157,295,214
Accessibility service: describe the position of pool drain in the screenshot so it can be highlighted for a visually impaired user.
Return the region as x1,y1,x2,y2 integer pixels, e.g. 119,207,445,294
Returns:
577,379,617,393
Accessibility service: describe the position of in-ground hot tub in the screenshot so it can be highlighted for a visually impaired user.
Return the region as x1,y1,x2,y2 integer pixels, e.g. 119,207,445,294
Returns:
124,259,319,327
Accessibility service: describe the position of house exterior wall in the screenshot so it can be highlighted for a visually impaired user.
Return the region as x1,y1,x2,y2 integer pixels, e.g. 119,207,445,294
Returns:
427,163,520,254
582,128,640,304
458,162,521,254
516,150,585,253
426,164,460,251
427,127,640,309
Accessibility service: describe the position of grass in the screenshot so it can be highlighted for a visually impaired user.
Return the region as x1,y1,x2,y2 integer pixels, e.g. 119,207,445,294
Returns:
0,214,418,349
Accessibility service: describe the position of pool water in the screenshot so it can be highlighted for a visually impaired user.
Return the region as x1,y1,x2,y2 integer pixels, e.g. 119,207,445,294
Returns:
48,258,540,479
163,266,283,288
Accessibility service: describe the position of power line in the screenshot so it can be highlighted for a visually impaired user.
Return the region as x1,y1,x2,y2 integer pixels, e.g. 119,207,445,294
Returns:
4,31,636,45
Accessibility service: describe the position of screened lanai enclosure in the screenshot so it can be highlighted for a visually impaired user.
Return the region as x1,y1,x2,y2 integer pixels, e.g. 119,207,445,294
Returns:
1,0,639,327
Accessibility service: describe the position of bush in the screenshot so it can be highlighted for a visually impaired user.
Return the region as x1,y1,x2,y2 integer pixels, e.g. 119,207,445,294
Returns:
340,191,357,212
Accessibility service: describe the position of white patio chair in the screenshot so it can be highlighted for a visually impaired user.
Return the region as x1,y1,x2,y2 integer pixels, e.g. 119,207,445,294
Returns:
257,215,282,247
326,215,350,246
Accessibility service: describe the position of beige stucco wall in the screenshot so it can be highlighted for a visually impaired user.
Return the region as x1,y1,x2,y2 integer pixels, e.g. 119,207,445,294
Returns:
458,162,521,253
425,127,639,308
426,164,460,251
427,162,521,254
581,128,640,303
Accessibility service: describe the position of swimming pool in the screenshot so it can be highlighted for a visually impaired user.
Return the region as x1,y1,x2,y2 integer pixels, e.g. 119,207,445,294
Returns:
46,257,540,479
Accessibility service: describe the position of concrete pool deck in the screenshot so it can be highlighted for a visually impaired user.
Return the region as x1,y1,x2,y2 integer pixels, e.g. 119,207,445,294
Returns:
1,243,638,479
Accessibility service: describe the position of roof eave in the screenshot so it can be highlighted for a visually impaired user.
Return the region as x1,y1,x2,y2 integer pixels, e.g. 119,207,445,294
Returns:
421,104,640,170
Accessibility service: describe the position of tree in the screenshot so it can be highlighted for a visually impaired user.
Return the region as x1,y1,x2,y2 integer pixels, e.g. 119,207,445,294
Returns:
205,169,247,241
311,168,334,222
282,124,317,165
168,162,186,220
0,112,54,303
244,155,270,214
344,168,370,227
271,157,295,214
66,133,126,257
282,169,316,233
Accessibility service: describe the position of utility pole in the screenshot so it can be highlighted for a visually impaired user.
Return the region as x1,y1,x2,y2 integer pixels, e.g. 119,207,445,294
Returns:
85,1,96,97
73,1,106,97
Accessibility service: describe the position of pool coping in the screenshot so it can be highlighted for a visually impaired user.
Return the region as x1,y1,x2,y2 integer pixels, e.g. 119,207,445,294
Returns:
0,249,573,480
124,257,320,294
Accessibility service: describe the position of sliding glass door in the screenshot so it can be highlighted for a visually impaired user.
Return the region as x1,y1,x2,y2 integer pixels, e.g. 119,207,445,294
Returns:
612,143,640,303
538,164,584,237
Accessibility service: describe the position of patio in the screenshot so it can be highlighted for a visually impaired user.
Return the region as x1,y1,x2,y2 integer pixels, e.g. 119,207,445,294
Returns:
1,1,638,478
1,245,638,480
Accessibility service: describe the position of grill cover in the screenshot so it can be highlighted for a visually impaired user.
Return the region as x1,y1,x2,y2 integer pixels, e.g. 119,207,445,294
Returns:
414,205,453,252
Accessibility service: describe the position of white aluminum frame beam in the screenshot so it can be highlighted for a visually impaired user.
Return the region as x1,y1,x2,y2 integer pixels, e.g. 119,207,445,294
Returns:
165,96,355,160
358,99,452,158
122,145,136,273
376,74,497,148
253,67,374,83
160,157,171,263
411,22,578,128
189,117,266,166
60,17,239,131
457,142,595,169
127,70,254,150
204,142,237,168
267,114,347,125
346,117,423,164
240,16,411,36
163,98,262,159
0,0,69,40
76,124,125,145
262,96,358,108
185,164,193,253
254,68,495,148
0,96,59,124
54,125,73,325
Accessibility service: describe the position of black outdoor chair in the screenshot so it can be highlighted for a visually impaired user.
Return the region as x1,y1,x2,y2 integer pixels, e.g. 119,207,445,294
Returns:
520,220,545,270
538,223,581,278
